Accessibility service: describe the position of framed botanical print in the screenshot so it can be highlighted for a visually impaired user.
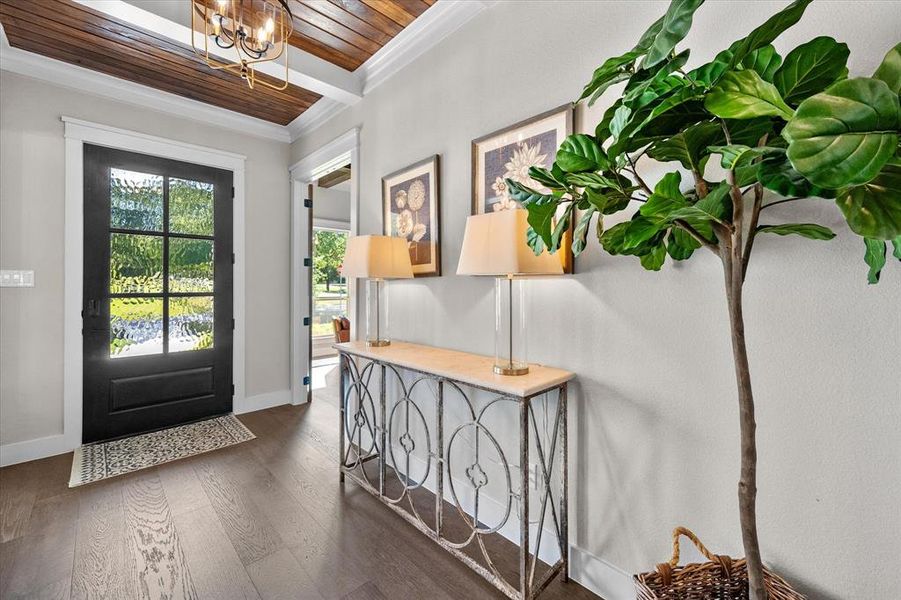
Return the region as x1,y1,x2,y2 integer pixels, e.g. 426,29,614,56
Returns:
471,105,573,273
382,155,441,277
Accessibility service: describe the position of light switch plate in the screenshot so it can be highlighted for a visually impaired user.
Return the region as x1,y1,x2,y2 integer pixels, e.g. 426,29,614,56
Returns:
0,270,35,287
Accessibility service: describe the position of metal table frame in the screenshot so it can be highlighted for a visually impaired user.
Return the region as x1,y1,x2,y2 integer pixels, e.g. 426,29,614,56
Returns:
336,348,569,600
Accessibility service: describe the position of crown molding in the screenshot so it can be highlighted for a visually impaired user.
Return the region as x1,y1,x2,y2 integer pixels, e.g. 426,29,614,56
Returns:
0,25,291,143
360,0,490,95
286,97,346,141
287,0,492,142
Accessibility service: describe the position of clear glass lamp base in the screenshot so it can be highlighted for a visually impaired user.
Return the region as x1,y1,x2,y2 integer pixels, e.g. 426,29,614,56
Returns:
366,339,391,347
493,362,529,376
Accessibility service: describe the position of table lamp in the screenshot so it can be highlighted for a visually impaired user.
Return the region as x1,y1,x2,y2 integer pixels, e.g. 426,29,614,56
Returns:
457,209,562,375
341,235,413,347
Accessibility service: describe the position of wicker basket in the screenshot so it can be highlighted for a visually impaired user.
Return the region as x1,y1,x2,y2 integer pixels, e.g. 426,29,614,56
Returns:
634,527,806,600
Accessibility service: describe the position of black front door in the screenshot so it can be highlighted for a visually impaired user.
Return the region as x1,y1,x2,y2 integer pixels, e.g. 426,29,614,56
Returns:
83,144,233,443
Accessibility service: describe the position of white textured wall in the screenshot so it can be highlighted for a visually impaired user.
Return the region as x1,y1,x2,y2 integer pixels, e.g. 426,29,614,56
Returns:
291,2,901,597
0,71,292,445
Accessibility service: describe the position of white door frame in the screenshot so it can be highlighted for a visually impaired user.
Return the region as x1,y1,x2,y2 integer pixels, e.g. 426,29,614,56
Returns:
289,128,359,405
61,117,246,454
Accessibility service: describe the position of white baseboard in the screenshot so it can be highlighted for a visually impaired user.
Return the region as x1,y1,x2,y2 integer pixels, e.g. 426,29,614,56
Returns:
233,389,292,415
0,433,74,467
570,545,636,600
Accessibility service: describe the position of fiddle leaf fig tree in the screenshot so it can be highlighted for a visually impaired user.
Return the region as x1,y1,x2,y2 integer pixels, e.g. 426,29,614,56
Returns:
507,1,900,598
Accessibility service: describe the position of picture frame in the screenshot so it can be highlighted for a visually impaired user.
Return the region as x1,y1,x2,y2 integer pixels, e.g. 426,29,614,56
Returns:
471,105,574,273
382,155,441,277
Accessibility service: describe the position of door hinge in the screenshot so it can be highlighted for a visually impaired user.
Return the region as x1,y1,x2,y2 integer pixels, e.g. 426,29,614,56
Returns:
231,252,236,264
303,316,310,326
231,186,235,198
231,318,235,330
303,375,311,386
231,384,235,396
303,198,312,208
303,257,311,267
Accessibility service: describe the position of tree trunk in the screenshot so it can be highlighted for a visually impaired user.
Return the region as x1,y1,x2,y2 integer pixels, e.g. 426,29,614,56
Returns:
724,252,767,600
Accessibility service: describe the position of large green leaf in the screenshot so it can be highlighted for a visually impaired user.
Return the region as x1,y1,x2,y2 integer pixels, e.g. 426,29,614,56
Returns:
601,220,665,258
579,13,668,104
742,45,782,82
506,180,560,250
585,187,632,215
624,51,690,107
669,181,732,234
599,222,632,255
705,70,794,120
785,78,900,188
708,144,780,170
527,166,567,191
894,236,901,260
551,204,575,251
572,208,597,256
773,36,850,105
667,227,701,259
727,0,814,68
873,42,901,96
724,117,776,146
609,88,706,156
639,241,667,270
756,223,836,240
647,121,722,172
863,238,887,284
639,172,689,226
556,134,608,173
835,161,901,239
642,0,705,68
623,216,663,250
757,152,835,198
609,105,633,142
687,45,735,86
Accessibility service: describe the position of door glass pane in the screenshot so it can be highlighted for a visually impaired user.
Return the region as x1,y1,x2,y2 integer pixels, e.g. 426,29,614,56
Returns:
110,297,163,358
169,297,214,352
169,238,214,292
110,233,163,294
170,178,214,236
110,168,163,231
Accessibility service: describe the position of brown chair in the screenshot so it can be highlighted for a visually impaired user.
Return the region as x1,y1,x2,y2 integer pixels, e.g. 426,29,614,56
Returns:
332,317,350,343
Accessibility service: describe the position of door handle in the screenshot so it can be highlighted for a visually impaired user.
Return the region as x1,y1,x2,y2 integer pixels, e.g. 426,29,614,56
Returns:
87,299,100,317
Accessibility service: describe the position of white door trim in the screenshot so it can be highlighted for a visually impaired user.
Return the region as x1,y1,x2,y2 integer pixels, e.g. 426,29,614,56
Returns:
290,128,359,405
62,117,246,453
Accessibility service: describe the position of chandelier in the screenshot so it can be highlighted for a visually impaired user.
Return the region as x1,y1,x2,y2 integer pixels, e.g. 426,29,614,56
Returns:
191,0,294,90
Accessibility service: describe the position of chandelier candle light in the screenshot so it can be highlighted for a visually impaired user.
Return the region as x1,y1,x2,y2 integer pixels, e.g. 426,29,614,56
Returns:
457,209,563,376
190,0,293,90
341,235,413,347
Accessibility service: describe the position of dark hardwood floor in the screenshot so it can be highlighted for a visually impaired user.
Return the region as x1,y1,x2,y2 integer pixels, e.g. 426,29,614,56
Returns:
0,367,600,600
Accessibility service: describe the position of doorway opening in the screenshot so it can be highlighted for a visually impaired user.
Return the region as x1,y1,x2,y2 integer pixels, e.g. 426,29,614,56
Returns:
310,166,351,405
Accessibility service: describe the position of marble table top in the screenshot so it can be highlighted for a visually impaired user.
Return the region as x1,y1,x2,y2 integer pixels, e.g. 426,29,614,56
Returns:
333,340,574,398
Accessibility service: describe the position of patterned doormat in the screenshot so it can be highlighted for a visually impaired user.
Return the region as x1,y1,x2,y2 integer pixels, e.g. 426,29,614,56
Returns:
69,414,255,487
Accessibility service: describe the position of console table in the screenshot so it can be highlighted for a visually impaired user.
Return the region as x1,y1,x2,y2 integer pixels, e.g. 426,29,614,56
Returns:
334,341,574,599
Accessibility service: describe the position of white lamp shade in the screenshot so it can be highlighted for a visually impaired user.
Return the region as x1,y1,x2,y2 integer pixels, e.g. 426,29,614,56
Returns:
456,209,563,277
341,235,414,279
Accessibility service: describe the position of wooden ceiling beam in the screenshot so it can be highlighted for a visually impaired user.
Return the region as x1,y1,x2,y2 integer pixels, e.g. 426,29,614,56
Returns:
317,165,351,188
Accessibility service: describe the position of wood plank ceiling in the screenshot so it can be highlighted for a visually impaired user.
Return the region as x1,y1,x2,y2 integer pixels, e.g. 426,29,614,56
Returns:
0,0,437,125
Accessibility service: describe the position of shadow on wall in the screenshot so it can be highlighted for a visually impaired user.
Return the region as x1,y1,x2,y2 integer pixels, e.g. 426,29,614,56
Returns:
573,378,664,562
